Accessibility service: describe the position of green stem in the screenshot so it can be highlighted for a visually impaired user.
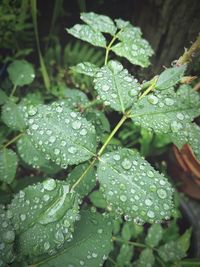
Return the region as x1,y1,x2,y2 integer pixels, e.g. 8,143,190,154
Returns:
1,132,24,149
108,256,118,266
139,76,158,100
104,29,122,65
82,99,102,110
112,236,146,248
10,84,17,97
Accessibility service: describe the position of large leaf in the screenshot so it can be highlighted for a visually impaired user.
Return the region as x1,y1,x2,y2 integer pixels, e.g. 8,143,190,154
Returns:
97,148,174,224
7,60,35,86
131,86,200,134
66,24,106,48
0,205,15,267
67,163,96,197
71,62,100,77
17,134,61,174
0,148,18,184
1,100,26,131
145,224,163,247
94,60,140,112
25,102,97,168
80,12,117,35
111,19,153,67
136,248,155,267
158,229,192,262
8,178,80,259
32,211,113,267
156,65,187,90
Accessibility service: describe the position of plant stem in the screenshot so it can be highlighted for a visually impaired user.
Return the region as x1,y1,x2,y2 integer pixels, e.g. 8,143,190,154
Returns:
10,84,17,97
97,113,128,157
112,236,146,248
177,35,200,65
104,30,122,65
31,0,50,91
82,99,102,110
1,132,24,149
139,76,158,100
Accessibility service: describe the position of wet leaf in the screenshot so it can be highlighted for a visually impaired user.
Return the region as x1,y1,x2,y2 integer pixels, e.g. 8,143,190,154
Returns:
136,248,155,267
97,148,174,224
145,224,163,247
0,148,18,184
89,190,107,209
71,62,100,77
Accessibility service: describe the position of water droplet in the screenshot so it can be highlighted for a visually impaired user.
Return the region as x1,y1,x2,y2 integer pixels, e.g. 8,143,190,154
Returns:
102,84,109,91
176,112,184,120
49,136,56,143
147,170,154,178
43,179,56,191
68,146,77,154
157,188,167,199
147,210,155,218
121,158,132,170
56,106,63,113
171,121,183,132
145,198,153,206
80,129,87,136
28,106,37,116
20,214,26,221
72,121,82,130
54,148,60,155
148,95,158,105
2,230,15,243
44,241,50,251
31,124,39,130
113,154,120,161
120,195,127,202
165,98,174,106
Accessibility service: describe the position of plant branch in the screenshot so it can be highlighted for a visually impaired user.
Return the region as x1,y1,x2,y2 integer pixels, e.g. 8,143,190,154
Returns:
112,236,146,248
104,29,122,65
10,84,17,97
139,76,158,100
176,35,200,65
1,132,24,149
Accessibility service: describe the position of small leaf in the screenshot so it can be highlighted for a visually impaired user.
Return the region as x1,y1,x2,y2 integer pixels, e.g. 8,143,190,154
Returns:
25,102,97,168
33,211,113,267
71,62,100,77
0,148,18,184
0,205,15,266
67,24,106,47
80,12,117,35
131,87,200,134
156,65,187,90
158,228,192,262
145,224,163,247
7,60,35,86
1,100,26,131
136,248,155,267
0,90,8,105
17,134,61,174
97,148,174,224
121,222,132,241
8,178,80,259
94,60,140,112
60,87,89,108
67,163,96,197
117,244,133,266
89,190,107,209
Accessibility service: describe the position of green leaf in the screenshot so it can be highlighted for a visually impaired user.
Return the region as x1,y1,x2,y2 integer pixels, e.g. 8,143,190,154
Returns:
145,224,163,247
67,24,106,47
97,148,174,224
1,100,26,131
136,248,155,267
131,87,200,134
111,20,153,67
169,122,200,160
17,134,61,174
158,228,192,262
71,62,100,77
0,89,8,105
89,190,107,209
67,163,96,197
8,178,80,259
94,60,140,112
7,60,35,86
33,210,113,267
121,222,132,241
25,102,97,168
156,65,187,90
0,148,18,184
117,244,133,267
58,87,89,108
0,205,15,267
80,12,117,35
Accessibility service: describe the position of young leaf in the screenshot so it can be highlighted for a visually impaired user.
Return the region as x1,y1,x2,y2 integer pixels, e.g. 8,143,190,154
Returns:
32,211,113,267
94,60,140,113
66,24,106,48
1,100,26,131
0,148,18,184
97,148,174,224
117,244,133,267
121,222,132,241
111,19,153,67
80,12,117,35
145,224,163,247
25,102,97,168
0,205,15,266
17,134,61,174
89,190,107,209
158,228,192,262
71,62,100,77
131,87,200,134
67,163,96,197
136,248,155,267
156,65,187,90
7,60,35,86
8,178,80,259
